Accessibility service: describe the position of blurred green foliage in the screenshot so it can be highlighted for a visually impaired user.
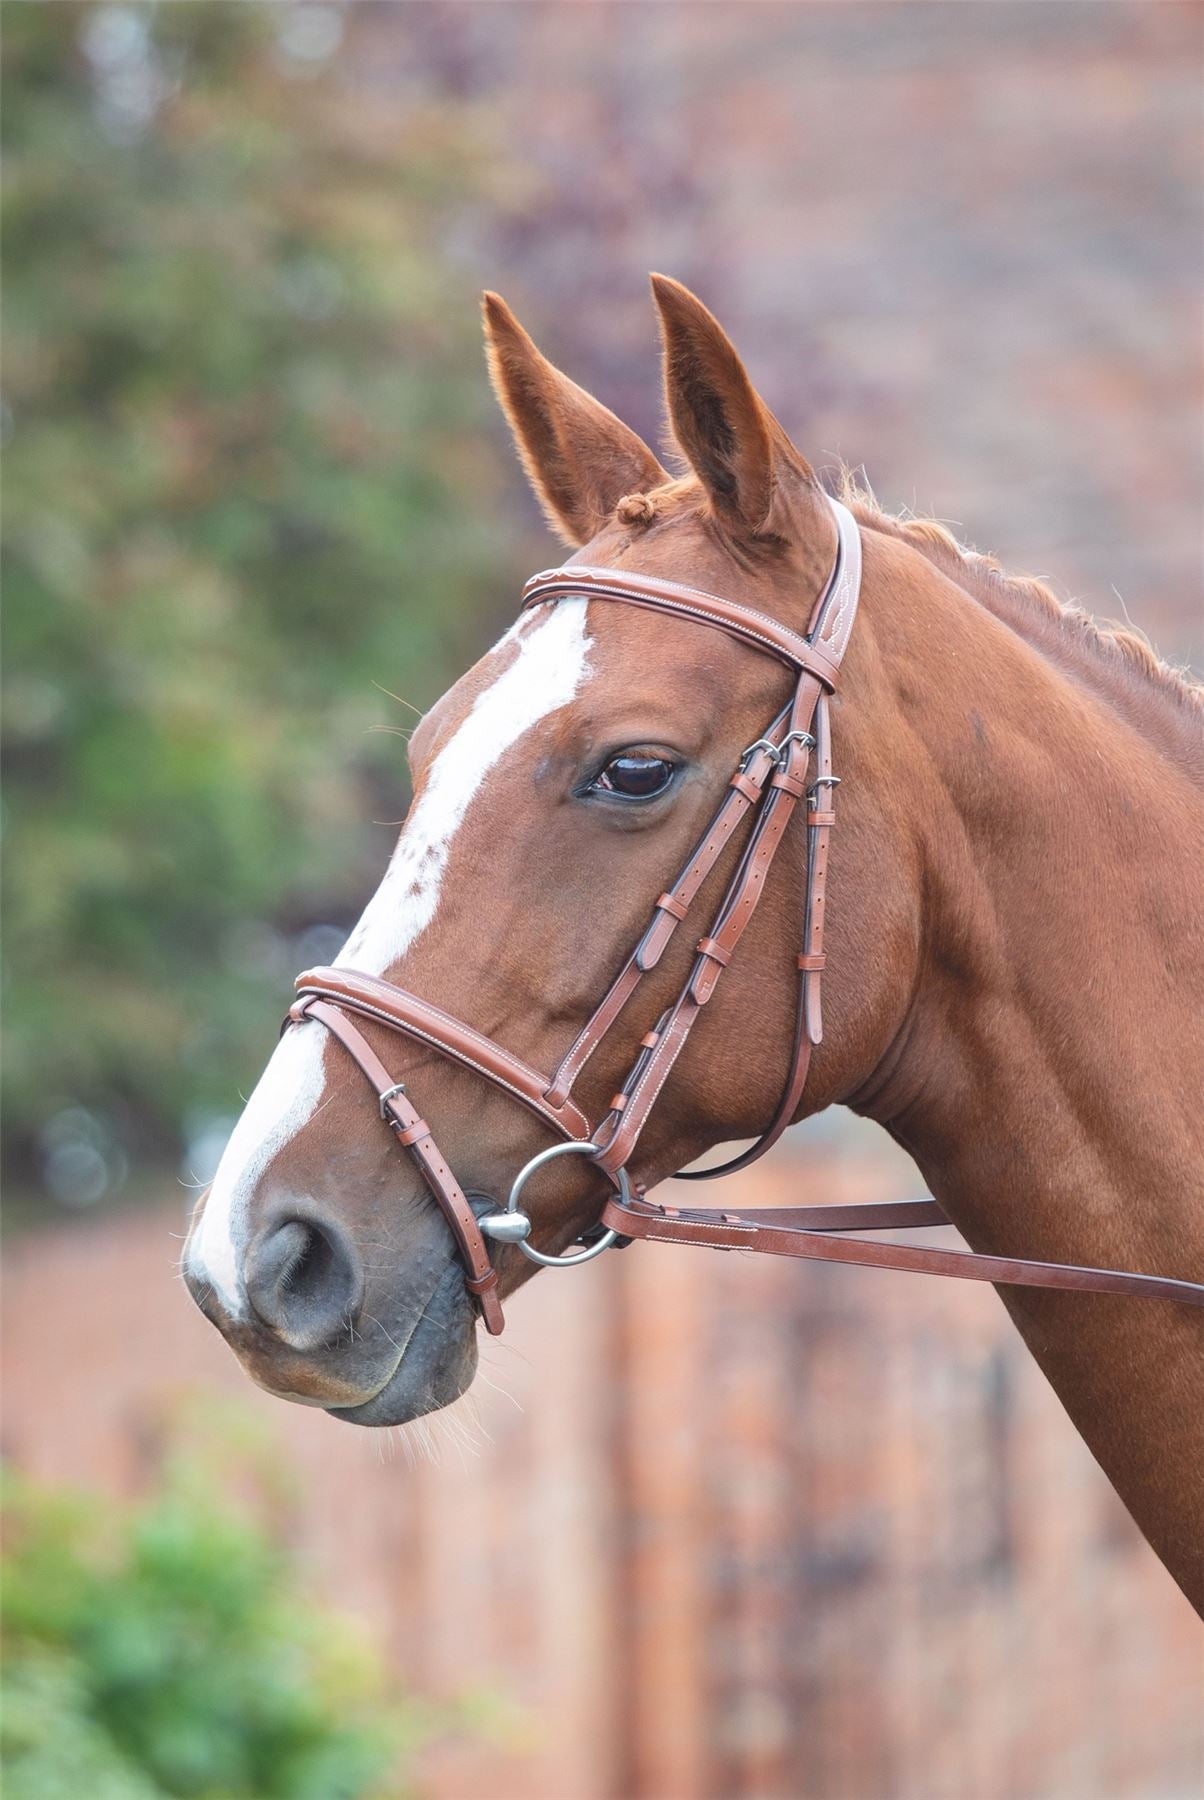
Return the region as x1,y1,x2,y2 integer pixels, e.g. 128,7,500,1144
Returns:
2,4,521,1195
1,1423,419,1798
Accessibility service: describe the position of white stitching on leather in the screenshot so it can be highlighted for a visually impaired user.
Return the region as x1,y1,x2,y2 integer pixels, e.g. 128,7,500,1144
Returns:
299,992,590,1139
525,574,814,667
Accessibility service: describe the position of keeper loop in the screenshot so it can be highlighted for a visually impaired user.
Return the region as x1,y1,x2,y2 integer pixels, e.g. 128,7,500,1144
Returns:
696,937,731,967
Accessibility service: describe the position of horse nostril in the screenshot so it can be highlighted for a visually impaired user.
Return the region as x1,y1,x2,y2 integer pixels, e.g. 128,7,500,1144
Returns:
244,1212,364,1352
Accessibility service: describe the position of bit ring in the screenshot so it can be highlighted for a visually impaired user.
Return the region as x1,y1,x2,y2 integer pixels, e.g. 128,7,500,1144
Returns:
506,1141,630,1267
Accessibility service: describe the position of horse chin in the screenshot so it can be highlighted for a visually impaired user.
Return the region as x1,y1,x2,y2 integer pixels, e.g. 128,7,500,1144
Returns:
325,1262,480,1428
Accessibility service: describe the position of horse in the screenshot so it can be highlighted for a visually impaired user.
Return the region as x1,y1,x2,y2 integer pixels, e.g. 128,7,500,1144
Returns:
184,276,1204,1613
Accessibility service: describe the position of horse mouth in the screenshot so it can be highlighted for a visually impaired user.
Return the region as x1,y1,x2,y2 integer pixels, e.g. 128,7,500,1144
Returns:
324,1262,478,1427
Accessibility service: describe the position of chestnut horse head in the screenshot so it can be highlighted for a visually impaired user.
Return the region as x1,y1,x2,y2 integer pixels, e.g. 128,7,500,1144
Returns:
185,279,1204,1612
185,277,869,1410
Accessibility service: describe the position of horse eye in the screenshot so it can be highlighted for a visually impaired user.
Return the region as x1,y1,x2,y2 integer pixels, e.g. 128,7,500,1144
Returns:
592,753,676,800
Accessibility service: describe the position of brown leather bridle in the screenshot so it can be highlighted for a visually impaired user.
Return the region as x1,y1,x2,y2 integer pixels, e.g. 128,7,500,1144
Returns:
286,496,1204,1335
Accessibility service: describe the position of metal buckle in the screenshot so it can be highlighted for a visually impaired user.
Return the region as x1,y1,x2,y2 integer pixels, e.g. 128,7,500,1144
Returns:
740,736,781,768
776,729,816,760
741,730,815,769
476,1141,631,1267
378,1080,407,1119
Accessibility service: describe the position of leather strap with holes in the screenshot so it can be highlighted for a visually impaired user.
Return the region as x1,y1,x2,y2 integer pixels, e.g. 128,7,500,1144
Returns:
589,504,862,1179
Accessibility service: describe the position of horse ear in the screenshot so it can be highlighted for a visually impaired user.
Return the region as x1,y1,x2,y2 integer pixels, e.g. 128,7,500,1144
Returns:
483,292,667,548
651,274,815,539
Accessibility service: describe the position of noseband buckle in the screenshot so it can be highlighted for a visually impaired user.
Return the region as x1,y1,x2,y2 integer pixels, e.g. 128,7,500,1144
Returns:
378,1080,407,1120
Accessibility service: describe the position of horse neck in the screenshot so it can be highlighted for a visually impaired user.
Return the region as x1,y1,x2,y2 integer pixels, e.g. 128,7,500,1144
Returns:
846,531,1204,1611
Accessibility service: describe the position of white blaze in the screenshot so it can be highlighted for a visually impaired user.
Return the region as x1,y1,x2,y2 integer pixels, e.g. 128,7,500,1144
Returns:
186,1024,328,1318
338,599,591,975
187,600,592,1317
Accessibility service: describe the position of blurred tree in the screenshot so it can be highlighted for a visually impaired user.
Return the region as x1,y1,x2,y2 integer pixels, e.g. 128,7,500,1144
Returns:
2,4,520,1199
1,1417,432,1798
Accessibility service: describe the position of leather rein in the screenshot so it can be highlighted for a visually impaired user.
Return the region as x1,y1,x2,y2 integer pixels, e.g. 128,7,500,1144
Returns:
286,496,1204,1334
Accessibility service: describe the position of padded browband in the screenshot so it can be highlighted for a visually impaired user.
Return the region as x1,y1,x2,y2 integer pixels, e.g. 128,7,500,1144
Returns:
522,563,842,687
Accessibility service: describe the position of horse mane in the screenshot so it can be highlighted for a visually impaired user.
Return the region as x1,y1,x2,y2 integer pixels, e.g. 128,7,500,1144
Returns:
836,470,1204,781
614,464,1202,778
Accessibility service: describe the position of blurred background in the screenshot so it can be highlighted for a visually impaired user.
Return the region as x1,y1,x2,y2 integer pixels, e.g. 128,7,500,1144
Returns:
3,4,1202,1796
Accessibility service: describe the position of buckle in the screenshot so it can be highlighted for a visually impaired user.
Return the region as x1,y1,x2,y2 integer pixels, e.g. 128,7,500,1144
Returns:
776,729,816,760
378,1080,407,1119
741,730,815,769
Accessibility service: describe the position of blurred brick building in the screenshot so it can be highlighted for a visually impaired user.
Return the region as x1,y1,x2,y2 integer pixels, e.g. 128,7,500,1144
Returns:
348,1,1200,662
6,1131,1202,1799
